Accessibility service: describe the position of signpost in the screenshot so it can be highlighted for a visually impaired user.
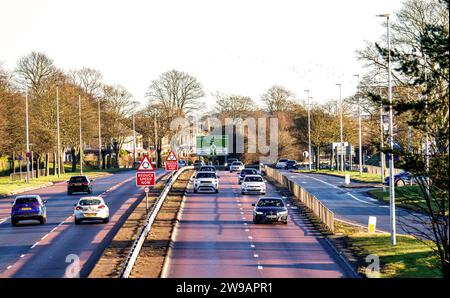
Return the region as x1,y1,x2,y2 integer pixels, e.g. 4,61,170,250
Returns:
136,156,155,213
165,150,178,171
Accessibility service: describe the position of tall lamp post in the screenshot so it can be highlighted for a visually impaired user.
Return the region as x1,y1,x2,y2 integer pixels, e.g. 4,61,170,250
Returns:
78,95,83,175
377,13,396,245
56,81,61,178
97,98,102,169
25,87,30,183
336,83,344,172
354,74,363,175
132,113,136,165
304,89,312,170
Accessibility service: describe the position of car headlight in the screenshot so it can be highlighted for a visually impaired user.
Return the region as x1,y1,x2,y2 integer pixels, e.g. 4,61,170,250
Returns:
278,211,288,216
255,211,264,215
242,183,247,188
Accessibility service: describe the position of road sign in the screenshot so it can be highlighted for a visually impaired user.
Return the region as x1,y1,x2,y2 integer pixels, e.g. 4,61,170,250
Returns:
26,152,31,158
18,155,23,161
144,186,150,193
136,172,155,186
165,150,178,171
137,156,155,171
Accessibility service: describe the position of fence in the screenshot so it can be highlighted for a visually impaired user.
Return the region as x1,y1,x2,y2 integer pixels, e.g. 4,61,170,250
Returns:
264,166,335,233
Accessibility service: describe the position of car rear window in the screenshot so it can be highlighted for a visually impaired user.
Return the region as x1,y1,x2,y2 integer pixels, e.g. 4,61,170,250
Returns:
79,199,101,206
287,161,296,164
70,176,88,183
257,199,284,207
279,159,288,162
232,162,243,165
15,197,38,204
244,176,263,182
241,169,256,175
196,172,217,178
200,167,215,171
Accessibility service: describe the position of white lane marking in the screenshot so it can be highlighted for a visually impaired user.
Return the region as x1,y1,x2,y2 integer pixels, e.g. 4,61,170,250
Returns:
244,223,248,226
50,227,58,233
41,234,49,240
250,244,255,248
31,242,39,249
20,254,25,258
379,205,389,208
248,236,253,240
369,198,378,201
347,193,372,205
242,217,246,220
245,229,249,232
253,254,259,258
0,217,10,224
239,207,243,210
6,265,12,270
258,265,263,270
240,212,244,215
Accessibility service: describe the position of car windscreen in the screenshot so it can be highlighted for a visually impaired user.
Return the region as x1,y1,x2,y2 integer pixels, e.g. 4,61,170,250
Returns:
15,197,38,204
196,172,216,179
232,162,243,165
287,161,296,164
79,199,101,206
257,199,284,207
244,176,263,182
279,159,288,162
69,176,88,183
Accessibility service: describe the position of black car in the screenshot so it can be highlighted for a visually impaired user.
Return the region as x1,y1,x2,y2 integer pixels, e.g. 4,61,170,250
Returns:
285,160,298,170
67,176,93,195
384,171,419,186
252,197,288,224
199,165,216,173
238,168,258,184
194,160,205,170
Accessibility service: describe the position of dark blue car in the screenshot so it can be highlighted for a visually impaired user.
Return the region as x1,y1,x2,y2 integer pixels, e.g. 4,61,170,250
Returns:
11,195,47,226
384,171,415,186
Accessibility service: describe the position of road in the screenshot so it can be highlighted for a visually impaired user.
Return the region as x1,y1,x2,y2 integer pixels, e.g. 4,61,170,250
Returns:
0,169,165,277
278,170,425,234
163,171,354,278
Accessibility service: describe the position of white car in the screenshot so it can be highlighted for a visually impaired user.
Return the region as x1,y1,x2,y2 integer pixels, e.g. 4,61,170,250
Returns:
74,196,109,224
241,175,266,195
275,159,289,169
229,161,244,172
193,171,219,193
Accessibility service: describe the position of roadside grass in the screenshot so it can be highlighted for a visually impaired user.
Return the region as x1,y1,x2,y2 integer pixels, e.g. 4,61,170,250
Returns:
367,186,446,214
294,169,382,183
335,221,442,278
0,165,127,196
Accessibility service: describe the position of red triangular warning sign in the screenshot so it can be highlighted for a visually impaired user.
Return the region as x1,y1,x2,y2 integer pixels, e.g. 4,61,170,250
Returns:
166,150,177,161
137,156,155,171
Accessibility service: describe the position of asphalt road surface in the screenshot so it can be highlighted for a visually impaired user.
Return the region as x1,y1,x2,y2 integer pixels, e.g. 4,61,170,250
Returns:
0,169,165,278
163,171,353,278
278,170,426,234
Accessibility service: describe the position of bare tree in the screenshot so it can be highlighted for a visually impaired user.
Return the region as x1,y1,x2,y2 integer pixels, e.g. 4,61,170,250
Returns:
261,85,295,114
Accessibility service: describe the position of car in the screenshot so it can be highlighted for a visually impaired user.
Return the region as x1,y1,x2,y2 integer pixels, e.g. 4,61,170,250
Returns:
193,171,219,193
225,158,238,168
193,160,205,170
275,159,289,169
238,168,258,184
74,196,109,224
252,197,288,224
285,160,298,170
178,159,187,168
67,175,93,195
241,175,266,195
199,165,216,173
229,161,244,172
384,171,420,186
11,195,47,226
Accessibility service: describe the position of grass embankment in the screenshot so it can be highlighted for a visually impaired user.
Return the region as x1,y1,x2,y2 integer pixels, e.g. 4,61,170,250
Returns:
0,165,126,196
294,169,382,183
368,186,447,214
334,221,442,278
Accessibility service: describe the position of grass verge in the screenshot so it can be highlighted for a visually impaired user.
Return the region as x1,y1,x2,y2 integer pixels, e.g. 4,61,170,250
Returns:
333,221,442,278
0,165,127,196
294,169,382,183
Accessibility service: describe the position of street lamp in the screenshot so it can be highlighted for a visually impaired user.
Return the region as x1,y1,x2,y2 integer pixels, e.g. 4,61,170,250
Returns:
25,87,30,183
97,98,102,169
377,13,396,246
304,89,312,170
132,113,136,165
78,95,83,175
336,83,344,172
354,74,363,175
56,80,61,178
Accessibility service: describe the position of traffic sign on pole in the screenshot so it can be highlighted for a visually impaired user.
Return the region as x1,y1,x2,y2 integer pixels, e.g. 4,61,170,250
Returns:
137,156,155,171
165,150,178,171
136,172,155,186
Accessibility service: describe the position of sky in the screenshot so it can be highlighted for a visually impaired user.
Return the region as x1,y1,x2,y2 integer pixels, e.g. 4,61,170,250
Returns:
0,0,404,110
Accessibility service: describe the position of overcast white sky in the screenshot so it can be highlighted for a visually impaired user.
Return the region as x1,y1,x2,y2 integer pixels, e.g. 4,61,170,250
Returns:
0,0,403,110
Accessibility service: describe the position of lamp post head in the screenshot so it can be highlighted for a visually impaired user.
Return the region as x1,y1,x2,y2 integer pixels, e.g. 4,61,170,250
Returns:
376,14,390,18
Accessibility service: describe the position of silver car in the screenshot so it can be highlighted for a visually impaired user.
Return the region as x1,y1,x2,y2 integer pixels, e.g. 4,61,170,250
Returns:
74,196,109,224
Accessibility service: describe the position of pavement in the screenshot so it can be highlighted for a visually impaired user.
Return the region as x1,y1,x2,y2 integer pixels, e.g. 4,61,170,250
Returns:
278,170,426,234
0,169,165,277
163,170,353,278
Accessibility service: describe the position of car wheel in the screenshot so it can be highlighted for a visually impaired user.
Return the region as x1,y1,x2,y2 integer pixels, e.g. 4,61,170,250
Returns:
40,217,47,224
103,217,109,224
88,188,92,194
261,192,266,195
67,191,72,195
396,179,406,187
215,189,219,193
194,189,198,193
11,218,18,226
75,218,81,225
283,221,288,225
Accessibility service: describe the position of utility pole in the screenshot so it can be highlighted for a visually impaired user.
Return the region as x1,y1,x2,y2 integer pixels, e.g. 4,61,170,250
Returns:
154,117,158,168
25,88,30,183
354,74,363,175
132,113,136,166
97,98,102,169
78,95,83,175
377,13,396,245
379,68,386,191
336,83,344,172
56,81,61,178
304,89,312,170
